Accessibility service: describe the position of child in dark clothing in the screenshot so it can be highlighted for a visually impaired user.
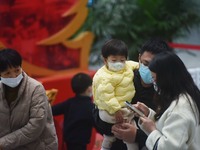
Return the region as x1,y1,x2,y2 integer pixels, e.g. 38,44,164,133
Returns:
52,73,95,150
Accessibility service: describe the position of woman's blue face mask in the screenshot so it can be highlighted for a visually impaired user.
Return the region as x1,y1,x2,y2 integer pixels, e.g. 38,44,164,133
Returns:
139,63,153,84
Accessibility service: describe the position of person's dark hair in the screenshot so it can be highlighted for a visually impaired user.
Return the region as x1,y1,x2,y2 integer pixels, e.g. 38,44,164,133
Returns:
101,39,128,59
0,48,22,73
139,37,173,55
149,51,200,123
71,72,92,95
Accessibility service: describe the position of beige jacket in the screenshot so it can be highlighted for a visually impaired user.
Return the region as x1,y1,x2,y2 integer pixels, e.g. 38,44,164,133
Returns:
0,72,58,150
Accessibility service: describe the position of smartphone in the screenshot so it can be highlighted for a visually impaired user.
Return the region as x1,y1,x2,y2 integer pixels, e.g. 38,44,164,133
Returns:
125,101,145,117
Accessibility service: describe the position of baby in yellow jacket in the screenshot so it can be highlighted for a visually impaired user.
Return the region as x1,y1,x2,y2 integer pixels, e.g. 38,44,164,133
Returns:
92,39,139,150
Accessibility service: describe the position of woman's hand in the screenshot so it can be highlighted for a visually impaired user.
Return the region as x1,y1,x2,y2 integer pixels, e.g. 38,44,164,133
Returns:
112,123,137,143
134,102,150,117
139,116,156,134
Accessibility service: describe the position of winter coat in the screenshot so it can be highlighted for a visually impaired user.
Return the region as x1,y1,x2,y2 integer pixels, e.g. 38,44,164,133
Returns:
93,61,139,114
140,94,200,150
0,72,58,150
52,95,95,144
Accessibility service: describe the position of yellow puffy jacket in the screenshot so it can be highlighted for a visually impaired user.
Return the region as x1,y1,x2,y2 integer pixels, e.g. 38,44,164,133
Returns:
93,61,139,114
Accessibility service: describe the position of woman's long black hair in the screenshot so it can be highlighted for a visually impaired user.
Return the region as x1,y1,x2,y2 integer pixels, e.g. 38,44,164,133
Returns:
149,51,200,123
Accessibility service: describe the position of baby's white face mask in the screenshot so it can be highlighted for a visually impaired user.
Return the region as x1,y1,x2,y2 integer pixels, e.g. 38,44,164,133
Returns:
107,61,125,72
1,73,23,88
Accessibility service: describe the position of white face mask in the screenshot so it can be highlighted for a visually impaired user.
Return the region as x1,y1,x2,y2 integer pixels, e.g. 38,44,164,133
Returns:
1,73,23,88
108,62,125,72
153,81,161,95
153,81,158,92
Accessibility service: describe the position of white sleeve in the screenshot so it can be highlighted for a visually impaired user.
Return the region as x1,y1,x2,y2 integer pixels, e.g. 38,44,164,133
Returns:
146,112,193,150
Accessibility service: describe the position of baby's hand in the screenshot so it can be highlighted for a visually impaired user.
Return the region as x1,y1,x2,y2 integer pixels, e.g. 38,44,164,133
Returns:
115,110,124,123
